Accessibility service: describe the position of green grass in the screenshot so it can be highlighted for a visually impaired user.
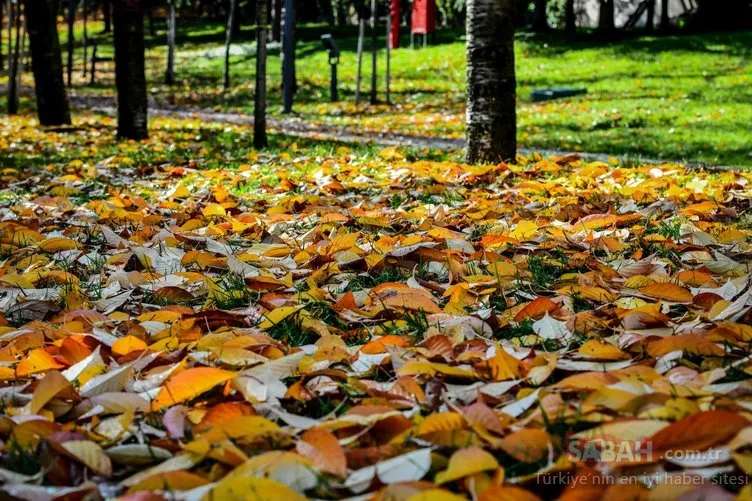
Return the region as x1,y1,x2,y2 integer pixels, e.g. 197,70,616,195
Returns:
3,17,751,166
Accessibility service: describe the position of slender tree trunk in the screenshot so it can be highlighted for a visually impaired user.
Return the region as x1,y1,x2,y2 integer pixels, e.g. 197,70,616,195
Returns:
660,0,669,30
335,0,346,25
270,0,281,41
23,0,71,125
67,0,74,87
254,0,267,148
532,0,548,31
465,0,516,164
281,0,295,112
113,0,147,139
355,13,364,104
369,0,376,104
82,0,87,77
7,0,21,115
0,2,4,70
223,0,236,89
645,0,655,31
146,5,155,36
319,0,335,25
564,0,576,32
598,0,615,32
165,2,175,85
102,0,111,32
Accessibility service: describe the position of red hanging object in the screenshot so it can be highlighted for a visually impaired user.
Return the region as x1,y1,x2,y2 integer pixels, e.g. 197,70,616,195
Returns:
411,0,436,36
390,0,401,49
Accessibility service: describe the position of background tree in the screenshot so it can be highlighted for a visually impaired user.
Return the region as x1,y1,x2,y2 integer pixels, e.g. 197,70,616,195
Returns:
66,0,75,87
254,0,267,148
102,0,112,32
465,0,516,164
598,0,614,32
113,0,148,139
564,0,576,32
223,0,237,89
7,0,22,115
165,0,177,84
532,0,548,31
270,0,281,42
24,0,71,126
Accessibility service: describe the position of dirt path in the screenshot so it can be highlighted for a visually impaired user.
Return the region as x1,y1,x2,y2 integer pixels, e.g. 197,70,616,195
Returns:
7,85,742,170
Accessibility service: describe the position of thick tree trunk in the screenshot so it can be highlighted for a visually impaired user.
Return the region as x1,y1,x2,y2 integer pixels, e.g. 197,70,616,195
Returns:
165,2,175,85
7,0,21,115
254,0,267,148
598,0,615,32
23,0,71,125
660,0,669,30
270,0,281,41
645,0,655,31
223,0,236,89
564,0,576,32
102,0,111,32
465,0,516,164
113,0,147,139
532,0,548,31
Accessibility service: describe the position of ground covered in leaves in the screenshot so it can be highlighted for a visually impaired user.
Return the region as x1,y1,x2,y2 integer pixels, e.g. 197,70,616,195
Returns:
2,117,752,500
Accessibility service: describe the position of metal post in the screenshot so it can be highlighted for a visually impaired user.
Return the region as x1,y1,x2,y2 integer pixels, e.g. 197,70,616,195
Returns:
330,60,338,102
282,0,294,113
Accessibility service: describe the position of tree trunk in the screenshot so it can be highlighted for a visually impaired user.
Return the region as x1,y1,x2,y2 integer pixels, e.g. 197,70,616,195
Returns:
223,0,237,89
369,0,376,104
82,0,87,77
660,0,669,30
23,0,71,125
281,0,295,112
254,0,267,148
7,0,21,115
0,1,4,70
465,0,516,164
645,0,655,31
318,0,335,25
67,0,75,87
113,0,147,139
165,2,175,84
270,0,281,41
335,0,346,25
102,0,111,32
564,0,576,32
598,0,615,32
532,0,548,31
146,5,155,36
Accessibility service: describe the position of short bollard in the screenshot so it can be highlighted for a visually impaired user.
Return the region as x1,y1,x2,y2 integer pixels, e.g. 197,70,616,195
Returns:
321,34,340,103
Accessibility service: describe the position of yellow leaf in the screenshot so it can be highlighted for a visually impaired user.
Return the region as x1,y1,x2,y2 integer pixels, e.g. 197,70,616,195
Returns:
202,476,307,501
61,440,112,476
258,305,304,330
435,447,499,484
151,367,237,410
38,237,80,252
203,203,227,218
30,370,70,414
639,282,693,302
112,336,148,357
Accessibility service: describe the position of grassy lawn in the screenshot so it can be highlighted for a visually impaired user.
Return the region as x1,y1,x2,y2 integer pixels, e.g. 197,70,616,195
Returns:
3,20,751,166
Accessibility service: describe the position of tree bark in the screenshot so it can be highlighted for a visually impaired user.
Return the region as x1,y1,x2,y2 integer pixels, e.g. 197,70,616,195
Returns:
165,2,175,85
598,0,615,32
318,0,335,26
465,0,516,164
532,0,548,31
270,0,281,41
564,0,576,32
0,1,4,70
660,0,669,31
23,0,71,125
102,0,111,32
7,0,21,115
67,0,75,87
644,0,654,30
113,0,147,139
369,0,376,104
254,0,267,148
223,0,236,89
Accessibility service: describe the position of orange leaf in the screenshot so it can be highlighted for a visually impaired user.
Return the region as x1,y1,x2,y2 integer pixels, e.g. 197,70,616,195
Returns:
296,428,348,477
639,283,693,303
16,348,65,377
151,367,237,410
361,335,411,354
514,297,557,322
646,410,749,458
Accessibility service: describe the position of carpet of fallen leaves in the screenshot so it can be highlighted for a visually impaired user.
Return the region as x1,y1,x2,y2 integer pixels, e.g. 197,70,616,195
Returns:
2,126,752,501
